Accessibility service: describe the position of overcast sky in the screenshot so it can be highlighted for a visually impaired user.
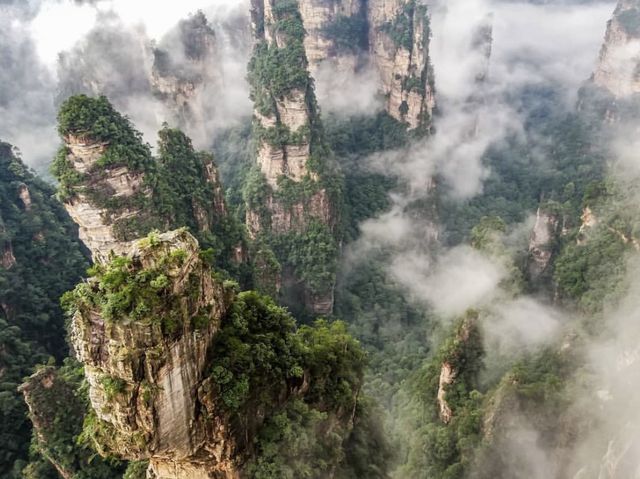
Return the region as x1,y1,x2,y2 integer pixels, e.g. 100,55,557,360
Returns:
29,0,243,71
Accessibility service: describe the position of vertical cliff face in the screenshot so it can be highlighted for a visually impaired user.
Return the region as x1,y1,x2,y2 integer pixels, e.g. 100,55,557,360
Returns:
52,95,236,266
69,230,241,478
297,0,435,130
436,312,481,425
593,0,640,98
298,0,367,73
61,228,365,478
57,133,150,262
528,206,561,280
151,12,223,137
367,0,435,130
246,0,341,315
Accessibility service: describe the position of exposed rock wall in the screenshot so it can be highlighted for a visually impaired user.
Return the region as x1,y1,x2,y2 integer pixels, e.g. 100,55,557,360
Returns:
64,135,149,261
528,206,561,279
247,0,339,315
593,0,640,98
436,313,480,425
70,230,240,478
298,0,366,73
367,0,435,130
296,0,435,130
60,134,149,263
151,12,224,138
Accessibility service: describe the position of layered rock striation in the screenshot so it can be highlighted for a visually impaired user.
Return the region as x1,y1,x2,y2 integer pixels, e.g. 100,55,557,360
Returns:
367,0,435,130
52,95,234,265
298,0,436,130
593,0,640,98
61,228,364,478
69,229,240,478
246,0,341,315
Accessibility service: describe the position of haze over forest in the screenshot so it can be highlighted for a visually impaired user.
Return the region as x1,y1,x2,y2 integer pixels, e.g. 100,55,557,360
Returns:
2,0,640,478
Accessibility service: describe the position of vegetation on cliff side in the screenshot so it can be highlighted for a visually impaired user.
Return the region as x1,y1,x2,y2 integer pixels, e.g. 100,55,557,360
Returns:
0,143,88,478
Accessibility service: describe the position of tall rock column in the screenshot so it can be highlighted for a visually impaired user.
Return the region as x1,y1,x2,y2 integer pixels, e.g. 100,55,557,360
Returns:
246,0,341,315
68,230,240,478
298,0,368,74
368,0,435,131
52,95,236,265
593,0,640,98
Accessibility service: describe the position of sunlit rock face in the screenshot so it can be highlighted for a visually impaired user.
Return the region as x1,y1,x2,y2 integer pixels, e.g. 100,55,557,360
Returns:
70,230,241,479
61,134,149,263
593,0,640,98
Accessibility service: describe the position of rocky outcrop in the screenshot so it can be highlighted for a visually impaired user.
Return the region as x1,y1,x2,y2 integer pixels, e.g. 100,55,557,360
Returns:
60,134,149,263
436,312,481,424
367,0,435,130
17,184,32,211
247,0,340,315
528,206,561,279
151,12,223,137
70,230,240,478
55,96,237,266
297,0,436,130
298,0,367,73
593,0,640,98
437,361,455,424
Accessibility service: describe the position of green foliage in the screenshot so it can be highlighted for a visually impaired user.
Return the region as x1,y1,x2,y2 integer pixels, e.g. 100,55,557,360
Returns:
554,227,629,311
0,143,88,477
208,291,371,477
62,234,210,335
248,4,311,104
100,375,128,401
21,361,125,479
209,291,302,412
382,1,429,52
247,399,346,479
470,216,506,252
122,461,149,479
270,221,339,295
337,398,394,479
399,312,485,479
209,291,364,413
440,110,606,245
57,95,152,171
54,96,246,278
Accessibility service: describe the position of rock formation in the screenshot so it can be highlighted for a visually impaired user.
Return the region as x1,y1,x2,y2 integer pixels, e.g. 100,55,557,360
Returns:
53,96,234,265
436,311,482,425
59,227,364,478
70,229,241,478
298,0,367,74
246,0,341,315
58,133,150,262
593,0,640,98
528,206,561,280
296,0,435,130
367,0,436,130
151,12,224,139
